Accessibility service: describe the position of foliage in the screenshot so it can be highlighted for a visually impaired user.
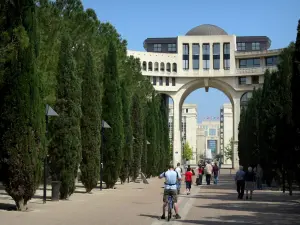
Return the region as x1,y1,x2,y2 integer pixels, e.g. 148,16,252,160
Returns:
183,142,193,161
224,138,233,161
0,0,44,211
80,46,101,193
101,41,124,188
48,34,82,199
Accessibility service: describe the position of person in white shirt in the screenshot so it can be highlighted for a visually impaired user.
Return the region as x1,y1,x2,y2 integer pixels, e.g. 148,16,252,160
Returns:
205,162,213,185
175,163,182,194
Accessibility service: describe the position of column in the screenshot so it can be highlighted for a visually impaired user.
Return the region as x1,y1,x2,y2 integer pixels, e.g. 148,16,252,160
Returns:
173,99,182,166
189,43,193,70
220,42,224,70
199,43,203,70
209,43,213,71
232,98,241,169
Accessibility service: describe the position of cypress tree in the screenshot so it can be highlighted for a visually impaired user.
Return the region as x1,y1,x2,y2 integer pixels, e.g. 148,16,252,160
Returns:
0,0,44,210
80,46,101,193
130,93,143,181
119,79,133,183
102,41,124,188
48,34,82,199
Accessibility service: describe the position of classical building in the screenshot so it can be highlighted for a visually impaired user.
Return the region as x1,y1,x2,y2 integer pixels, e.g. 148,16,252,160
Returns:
220,103,233,167
169,104,198,165
196,119,220,161
127,24,281,169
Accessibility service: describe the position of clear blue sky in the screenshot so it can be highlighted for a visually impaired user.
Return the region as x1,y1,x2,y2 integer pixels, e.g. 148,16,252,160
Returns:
82,0,299,122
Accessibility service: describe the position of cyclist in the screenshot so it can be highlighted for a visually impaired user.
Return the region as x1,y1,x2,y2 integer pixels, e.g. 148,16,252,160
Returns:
159,164,182,219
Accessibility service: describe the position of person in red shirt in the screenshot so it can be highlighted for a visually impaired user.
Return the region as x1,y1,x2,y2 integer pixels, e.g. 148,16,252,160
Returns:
185,168,193,195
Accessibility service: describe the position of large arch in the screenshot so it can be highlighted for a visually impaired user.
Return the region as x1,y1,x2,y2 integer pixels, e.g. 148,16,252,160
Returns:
169,78,239,168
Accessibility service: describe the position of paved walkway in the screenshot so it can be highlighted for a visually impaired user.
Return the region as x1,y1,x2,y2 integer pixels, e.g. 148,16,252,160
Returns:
1,170,300,225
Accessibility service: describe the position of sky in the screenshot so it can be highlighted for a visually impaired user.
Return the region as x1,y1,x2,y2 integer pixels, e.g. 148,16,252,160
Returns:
82,0,299,122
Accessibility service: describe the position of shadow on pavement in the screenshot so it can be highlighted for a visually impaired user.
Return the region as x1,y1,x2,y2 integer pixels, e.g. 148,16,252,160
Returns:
0,202,17,211
139,213,160,219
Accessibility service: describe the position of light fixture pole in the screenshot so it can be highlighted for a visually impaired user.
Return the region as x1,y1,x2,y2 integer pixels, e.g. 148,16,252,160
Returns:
100,120,111,191
43,104,59,204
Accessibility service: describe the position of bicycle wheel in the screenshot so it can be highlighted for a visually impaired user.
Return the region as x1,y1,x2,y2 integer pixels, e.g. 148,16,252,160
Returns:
167,196,172,221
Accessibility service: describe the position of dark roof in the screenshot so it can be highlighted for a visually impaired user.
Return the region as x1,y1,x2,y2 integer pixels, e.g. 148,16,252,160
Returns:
143,37,177,50
236,36,271,49
186,24,228,36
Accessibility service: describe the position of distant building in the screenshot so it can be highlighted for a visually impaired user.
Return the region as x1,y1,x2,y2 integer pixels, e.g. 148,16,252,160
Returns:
196,119,220,162
169,104,197,165
220,103,233,166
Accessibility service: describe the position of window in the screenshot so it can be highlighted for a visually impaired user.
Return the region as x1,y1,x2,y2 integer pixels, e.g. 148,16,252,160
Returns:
192,44,200,70
142,61,147,71
182,44,189,70
168,44,176,52
213,43,220,70
223,43,230,70
160,62,165,72
252,42,260,51
238,76,247,85
159,76,163,86
209,129,216,136
166,77,169,86
186,109,188,113
152,76,156,85
265,56,278,66
239,58,260,68
166,63,171,72
148,62,152,71
154,62,159,71
237,42,246,51
172,63,177,72
202,44,210,70
252,76,259,84
172,77,175,86
154,44,161,52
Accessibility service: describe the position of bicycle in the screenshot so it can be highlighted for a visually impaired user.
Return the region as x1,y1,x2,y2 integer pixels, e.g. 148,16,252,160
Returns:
167,194,174,221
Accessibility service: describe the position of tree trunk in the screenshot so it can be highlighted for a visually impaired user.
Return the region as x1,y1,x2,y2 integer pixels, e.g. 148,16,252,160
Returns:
15,198,27,211
287,170,293,196
282,167,286,193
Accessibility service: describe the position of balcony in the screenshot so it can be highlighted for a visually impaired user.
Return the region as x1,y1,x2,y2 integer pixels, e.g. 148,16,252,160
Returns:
235,48,283,58
235,66,277,75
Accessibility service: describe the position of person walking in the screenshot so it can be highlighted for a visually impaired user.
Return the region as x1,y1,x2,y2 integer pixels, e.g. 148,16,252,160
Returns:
205,161,213,185
256,164,263,190
197,164,204,185
213,162,219,185
175,163,182,194
235,166,246,199
245,166,256,200
185,167,193,195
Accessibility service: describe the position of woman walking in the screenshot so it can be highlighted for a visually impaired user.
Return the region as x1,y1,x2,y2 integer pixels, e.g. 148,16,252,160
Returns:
185,167,193,195
245,166,256,200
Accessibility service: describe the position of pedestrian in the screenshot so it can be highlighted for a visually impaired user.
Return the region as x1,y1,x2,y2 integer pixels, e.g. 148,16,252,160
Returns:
245,166,256,200
197,164,204,185
213,162,219,185
185,167,193,195
175,163,182,194
235,166,246,199
205,161,213,185
256,164,263,190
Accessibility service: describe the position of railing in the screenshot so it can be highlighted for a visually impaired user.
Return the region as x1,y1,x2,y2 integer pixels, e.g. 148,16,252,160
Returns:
235,66,277,75
235,48,283,56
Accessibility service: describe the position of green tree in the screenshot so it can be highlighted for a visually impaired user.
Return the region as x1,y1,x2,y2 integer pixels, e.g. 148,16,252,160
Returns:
224,138,233,161
102,41,124,188
80,46,101,193
130,93,143,181
48,34,82,199
183,142,193,161
0,0,44,211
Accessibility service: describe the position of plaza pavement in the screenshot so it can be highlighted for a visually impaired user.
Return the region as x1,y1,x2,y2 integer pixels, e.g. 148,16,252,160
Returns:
0,170,300,225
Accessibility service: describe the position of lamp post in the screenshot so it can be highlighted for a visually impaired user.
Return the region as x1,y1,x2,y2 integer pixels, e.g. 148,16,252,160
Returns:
100,120,111,191
43,104,59,204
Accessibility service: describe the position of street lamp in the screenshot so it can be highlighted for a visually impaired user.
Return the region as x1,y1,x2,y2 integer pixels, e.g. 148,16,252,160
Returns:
100,120,111,190
43,104,59,204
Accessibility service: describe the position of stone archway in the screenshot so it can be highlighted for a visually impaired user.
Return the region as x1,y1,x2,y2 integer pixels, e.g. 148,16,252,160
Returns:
169,78,241,169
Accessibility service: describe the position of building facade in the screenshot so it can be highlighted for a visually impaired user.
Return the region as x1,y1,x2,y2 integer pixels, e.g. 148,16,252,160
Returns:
196,119,220,162
220,103,233,167
169,104,198,165
127,24,281,169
